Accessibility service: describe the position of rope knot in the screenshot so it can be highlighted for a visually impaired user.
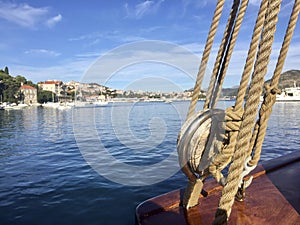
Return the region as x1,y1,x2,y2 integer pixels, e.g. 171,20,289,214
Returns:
208,107,244,185
264,83,281,96
225,106,244,132
261,84,281,114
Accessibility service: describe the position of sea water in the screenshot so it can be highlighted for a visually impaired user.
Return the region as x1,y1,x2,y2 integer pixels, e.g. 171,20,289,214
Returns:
0,101,299,225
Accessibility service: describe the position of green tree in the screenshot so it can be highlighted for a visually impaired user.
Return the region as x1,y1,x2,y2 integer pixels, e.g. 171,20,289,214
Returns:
70,91,75,100
15,75,27,85
37,90,55,103
2,81,19,103
4,66,9,75
0,80,4,102
26,80,37,88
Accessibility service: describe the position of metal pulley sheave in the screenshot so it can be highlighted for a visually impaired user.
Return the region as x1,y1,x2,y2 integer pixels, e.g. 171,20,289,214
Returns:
177,109,226,182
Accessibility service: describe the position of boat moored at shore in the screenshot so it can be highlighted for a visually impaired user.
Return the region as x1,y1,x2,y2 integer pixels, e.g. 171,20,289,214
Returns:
276,86,300,101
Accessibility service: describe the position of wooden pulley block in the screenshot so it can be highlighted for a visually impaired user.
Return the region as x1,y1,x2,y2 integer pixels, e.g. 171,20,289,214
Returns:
177,109,225,180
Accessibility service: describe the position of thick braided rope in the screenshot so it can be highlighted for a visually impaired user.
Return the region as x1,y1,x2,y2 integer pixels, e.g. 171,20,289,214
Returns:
186,0,225,120
205,0,249,182
234,0,270,110
204,0,240,110
209,0,269,184
211,0,250,108
249,0,300,166
209,107,243,183
213,1,282,224
248,122,259,156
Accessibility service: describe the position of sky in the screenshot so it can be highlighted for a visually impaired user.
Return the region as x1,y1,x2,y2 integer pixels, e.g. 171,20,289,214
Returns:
0,0,299,91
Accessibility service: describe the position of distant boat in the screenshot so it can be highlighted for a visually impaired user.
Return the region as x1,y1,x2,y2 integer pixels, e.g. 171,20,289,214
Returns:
164,99,173,104
72,101,93,108
1,102,27,110
276,86,300,102
17,103,29,108
93,101,109,106
42,102,60,108
57,104,72,110
260,83,300,102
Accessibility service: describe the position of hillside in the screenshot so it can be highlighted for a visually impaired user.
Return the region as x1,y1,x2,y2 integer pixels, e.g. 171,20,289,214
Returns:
265,70,300,89
0,67,36,103
222,70,300,97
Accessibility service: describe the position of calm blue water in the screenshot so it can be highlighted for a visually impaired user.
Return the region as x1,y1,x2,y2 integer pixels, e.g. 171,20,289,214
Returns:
0,101,299,225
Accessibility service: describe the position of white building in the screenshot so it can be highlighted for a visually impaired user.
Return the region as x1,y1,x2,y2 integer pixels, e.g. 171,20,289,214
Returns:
38,80,63,95
20,85,37,105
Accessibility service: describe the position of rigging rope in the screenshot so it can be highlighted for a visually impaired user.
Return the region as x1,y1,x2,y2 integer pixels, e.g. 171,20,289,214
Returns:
213,0,282,222
204,0,241,110
210,0,250,109
213,0,300,224
209,0,269,186
187,0,226,120
178,0,299,224
248,0,300,167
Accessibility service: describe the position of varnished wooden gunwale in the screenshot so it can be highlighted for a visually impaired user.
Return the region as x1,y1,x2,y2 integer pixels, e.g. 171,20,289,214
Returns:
136,151,300,225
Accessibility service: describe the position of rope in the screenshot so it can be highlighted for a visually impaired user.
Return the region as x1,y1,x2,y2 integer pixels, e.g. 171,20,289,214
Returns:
186,0,225,120
178,0,298,223
204,0,241,110
213,0,282,224
249,0,300,167
209,0,269,185
210,0,250,108
234,0,270,110
208,107,243,184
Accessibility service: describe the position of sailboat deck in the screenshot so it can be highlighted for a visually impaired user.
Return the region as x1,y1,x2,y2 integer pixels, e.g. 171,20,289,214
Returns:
136,151,300,225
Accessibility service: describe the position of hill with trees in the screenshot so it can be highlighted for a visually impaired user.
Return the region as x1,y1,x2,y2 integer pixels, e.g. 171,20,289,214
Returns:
264,70,300,89
221,70,300,97
0,66,37,103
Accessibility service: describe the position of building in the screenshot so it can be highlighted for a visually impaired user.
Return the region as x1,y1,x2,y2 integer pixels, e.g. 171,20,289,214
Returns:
38,80,63,96
20,85,37,105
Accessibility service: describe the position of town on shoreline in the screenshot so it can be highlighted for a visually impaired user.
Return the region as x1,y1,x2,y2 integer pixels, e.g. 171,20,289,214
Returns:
0,66,209,109
1,66,299,110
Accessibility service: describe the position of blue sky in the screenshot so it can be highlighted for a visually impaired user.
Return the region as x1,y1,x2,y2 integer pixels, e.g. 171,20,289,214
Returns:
0,0,299,91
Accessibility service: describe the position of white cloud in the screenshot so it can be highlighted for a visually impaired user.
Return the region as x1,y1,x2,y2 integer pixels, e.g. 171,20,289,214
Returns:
11,58,90,83
11,38,300,90
125,0,165,19
69,30,145,46
0,2,48,28
69,32,101,41
0,1,61,29
46,14,62,28
135,1,154,18
181,0,210,17
75,52,102,59
25,49,61,57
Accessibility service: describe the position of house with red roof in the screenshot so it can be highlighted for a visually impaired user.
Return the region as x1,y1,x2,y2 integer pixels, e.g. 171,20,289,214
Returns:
38,80,63,96
20,85,37,105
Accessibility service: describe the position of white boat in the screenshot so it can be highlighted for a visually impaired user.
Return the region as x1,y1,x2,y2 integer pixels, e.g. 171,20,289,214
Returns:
260,83,300,102
164,99,173,104
73,101,93,108
93,101,109,106
57,104,72,110
1,103,23,110
16,103,29,108
276,86,300,102
42,102,60,108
